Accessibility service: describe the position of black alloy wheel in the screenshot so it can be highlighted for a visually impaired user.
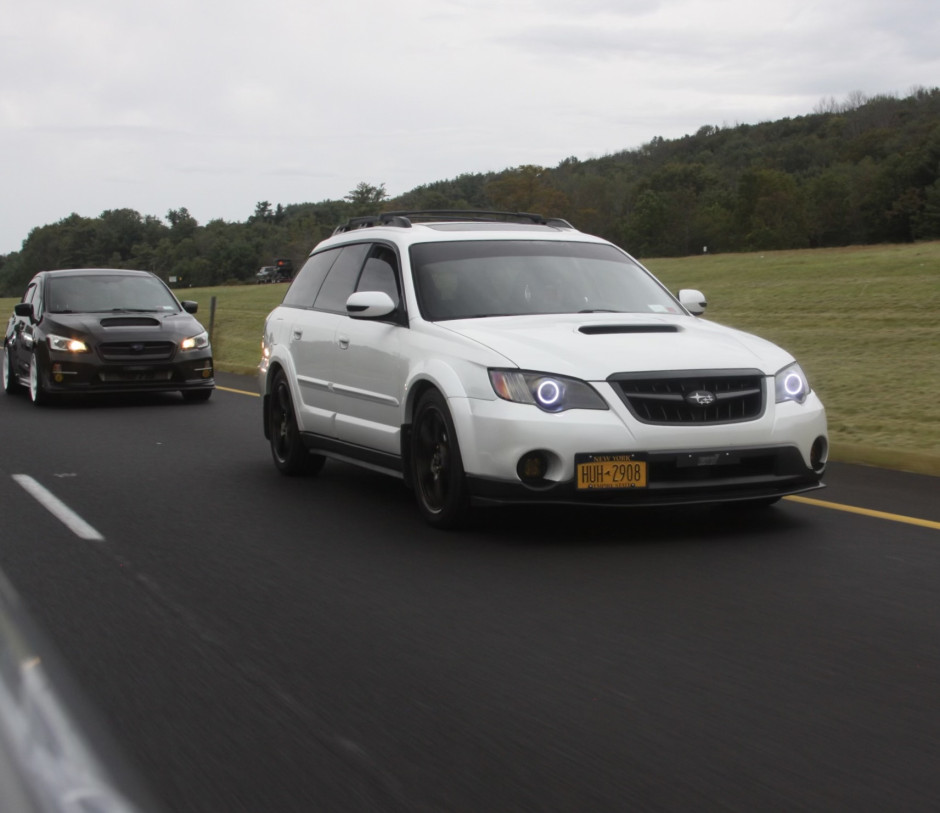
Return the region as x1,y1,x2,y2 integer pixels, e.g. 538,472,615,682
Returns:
411,389,469,529
269,370,324,475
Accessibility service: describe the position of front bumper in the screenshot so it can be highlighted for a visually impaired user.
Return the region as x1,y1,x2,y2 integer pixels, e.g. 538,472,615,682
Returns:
467,444,824,507
42,353,215,395
448,385,828,507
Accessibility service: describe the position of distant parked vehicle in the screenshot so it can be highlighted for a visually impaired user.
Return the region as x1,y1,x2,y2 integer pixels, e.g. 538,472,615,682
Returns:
272,258,294,282
256,260,293,283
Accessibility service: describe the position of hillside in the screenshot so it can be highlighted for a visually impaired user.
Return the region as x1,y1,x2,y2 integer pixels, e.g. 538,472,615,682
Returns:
1,88,939,295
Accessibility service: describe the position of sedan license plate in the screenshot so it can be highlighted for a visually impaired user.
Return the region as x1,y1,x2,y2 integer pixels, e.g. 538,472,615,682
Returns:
576,454,647,490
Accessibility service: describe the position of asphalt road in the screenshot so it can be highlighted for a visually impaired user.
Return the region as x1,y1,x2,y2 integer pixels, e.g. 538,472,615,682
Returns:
1,373,938,812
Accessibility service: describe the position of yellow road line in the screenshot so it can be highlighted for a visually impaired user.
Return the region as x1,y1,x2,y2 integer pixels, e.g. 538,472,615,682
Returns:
217,385,260,397
785,495,940,531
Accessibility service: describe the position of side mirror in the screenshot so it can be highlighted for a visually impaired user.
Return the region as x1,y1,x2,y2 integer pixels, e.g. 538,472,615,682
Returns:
180,301,198,314
678,289,707,316
346,291,397,319
14,302,34,320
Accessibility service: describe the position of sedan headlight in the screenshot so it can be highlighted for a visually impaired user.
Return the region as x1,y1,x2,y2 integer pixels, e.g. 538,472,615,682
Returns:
489,369,608,413
775,362,810,404
181,331,209,351
47,334,89,353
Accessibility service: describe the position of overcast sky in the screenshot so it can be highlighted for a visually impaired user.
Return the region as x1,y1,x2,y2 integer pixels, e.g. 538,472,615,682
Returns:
1,0,937,254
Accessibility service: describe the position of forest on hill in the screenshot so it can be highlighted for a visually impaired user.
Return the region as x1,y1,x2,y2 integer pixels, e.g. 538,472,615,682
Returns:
1,87,938,295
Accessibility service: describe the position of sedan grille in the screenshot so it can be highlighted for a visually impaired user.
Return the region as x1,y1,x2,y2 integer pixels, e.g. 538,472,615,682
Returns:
98,341,176,361
609,369,765,425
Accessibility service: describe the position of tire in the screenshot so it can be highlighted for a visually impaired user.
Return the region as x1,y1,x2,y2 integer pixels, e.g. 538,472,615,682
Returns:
411,389,469,529
3,347,21,394
182,388,213,403
28,353,50,406
268,370,324,475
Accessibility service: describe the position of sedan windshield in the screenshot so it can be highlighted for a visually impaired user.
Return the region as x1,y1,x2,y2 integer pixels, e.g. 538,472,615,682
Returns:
410,240,683,321
46,275,181,314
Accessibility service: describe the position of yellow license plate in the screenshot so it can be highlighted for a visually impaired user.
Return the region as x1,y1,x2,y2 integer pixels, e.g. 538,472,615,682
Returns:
576,455,647,490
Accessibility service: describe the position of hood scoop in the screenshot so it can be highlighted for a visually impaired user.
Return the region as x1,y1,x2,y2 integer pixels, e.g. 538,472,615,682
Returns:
579,324,679,335
99,316,162,327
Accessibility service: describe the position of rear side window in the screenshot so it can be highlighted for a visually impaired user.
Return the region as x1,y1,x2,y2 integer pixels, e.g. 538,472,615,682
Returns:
282,249,341,308
313,243,371,313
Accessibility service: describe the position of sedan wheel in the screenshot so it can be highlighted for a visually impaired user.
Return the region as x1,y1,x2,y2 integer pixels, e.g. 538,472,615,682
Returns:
411,389,469,529
269,371,324,475
28,354,50,405
3,347,21,394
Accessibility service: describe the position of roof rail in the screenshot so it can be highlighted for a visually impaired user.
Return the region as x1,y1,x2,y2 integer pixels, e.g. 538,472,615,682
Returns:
332,210,576,234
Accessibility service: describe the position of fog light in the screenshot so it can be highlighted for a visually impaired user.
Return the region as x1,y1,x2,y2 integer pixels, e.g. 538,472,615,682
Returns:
811,436,828,473
202,368,212,378
52,363,63,382
517,451,549,484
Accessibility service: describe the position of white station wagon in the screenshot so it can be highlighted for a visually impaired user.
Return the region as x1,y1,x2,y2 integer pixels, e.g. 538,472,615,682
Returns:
259,211,827,528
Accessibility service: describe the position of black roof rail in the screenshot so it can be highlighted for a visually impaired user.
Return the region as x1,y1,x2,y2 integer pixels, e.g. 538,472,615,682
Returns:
333,214,413,234
332,210,577,234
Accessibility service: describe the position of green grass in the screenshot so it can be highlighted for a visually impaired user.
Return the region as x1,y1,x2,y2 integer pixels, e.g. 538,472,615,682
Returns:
3,244,938,474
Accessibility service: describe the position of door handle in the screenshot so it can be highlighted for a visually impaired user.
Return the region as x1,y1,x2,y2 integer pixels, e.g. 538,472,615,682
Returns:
292,329,303,340
337,336,350,350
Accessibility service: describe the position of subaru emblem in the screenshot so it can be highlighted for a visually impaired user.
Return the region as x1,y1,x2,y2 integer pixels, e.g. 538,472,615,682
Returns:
685,390,716,406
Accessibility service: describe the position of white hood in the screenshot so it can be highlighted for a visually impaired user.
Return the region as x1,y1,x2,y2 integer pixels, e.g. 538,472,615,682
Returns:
440,313,794,379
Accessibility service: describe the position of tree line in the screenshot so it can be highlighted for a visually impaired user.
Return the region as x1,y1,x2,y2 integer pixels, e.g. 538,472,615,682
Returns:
2,87,938,296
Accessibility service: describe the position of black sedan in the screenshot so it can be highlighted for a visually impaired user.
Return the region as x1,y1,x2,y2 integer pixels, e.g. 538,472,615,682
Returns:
3,268,215,404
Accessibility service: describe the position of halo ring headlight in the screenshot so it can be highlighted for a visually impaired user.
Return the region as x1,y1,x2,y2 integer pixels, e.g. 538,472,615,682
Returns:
535,379,562,408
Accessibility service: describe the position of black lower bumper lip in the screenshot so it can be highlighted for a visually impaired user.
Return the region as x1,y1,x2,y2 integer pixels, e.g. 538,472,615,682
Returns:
467,445,825,507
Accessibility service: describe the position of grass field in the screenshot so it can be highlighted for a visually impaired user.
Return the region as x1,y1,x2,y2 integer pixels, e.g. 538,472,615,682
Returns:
3,243,938,474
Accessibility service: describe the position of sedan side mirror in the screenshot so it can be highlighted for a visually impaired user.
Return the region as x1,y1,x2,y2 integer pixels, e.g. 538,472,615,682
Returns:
678,289,707,316
346,291,397,319
180,301,198,314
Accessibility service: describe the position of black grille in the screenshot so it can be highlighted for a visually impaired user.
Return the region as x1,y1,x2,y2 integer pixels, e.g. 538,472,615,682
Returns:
610,369,765,425
98,341,176,361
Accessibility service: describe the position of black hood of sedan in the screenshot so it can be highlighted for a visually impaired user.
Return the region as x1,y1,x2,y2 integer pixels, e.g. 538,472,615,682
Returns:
43,310,206,342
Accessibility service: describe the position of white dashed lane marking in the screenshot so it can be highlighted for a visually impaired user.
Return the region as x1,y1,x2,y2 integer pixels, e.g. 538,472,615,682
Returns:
12,474,104,541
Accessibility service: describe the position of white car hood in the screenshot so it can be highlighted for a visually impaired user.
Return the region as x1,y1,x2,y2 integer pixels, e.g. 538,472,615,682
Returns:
441,313,794,378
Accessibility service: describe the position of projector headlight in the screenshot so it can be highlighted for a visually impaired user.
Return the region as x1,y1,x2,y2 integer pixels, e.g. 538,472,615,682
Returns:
47,334,89,353
775,362,810,404
181,331,209,351
489,369,607,413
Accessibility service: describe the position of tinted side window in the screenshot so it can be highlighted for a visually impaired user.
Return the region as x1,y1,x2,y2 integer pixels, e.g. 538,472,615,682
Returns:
313,243,371,313
26,281,42,318
282,249,341,308
356,246,400,307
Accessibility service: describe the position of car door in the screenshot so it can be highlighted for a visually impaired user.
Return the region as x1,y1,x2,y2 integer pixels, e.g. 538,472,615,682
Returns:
289,243,371,437
331,244,408,455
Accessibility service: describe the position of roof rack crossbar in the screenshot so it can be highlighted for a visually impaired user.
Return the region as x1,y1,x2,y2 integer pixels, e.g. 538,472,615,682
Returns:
378,209,549,225
332,209,576,234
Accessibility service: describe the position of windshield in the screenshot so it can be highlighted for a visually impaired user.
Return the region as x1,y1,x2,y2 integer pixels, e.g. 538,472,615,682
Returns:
410,240,682,321
46,274,181,314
